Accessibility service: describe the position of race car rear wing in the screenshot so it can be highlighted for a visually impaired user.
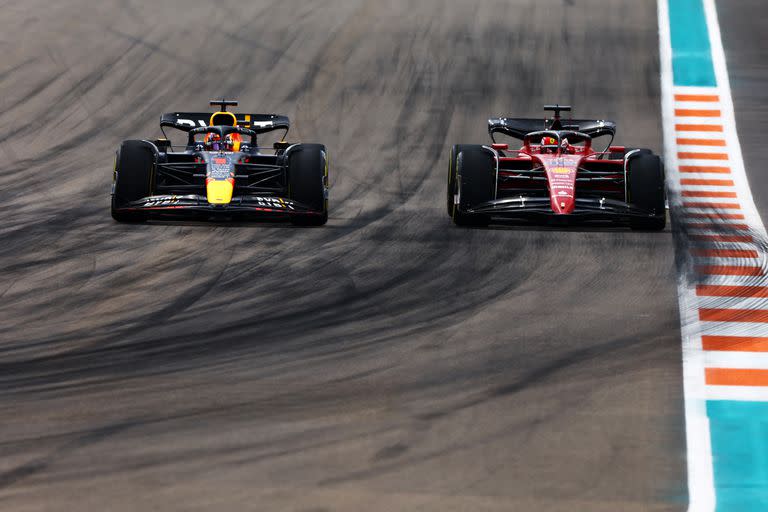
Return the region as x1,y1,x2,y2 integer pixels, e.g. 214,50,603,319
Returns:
488,117,616,141
160,112,290,135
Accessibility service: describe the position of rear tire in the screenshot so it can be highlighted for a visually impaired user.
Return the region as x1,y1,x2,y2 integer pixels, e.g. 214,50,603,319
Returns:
111,140,156,223
451,145,494,227
288,144,328,226
609,147,652,160
627,152,666,231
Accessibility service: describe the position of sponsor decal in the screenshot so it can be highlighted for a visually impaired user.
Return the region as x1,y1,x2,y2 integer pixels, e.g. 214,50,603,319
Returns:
176,118,208,128
209,155,234,180
174,118,274,129
143,195,180,207
550,178,574,191
249,197,295,210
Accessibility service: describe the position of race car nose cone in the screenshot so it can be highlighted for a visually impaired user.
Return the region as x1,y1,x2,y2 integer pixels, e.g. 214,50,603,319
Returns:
206,179,234,205
549,194,575,215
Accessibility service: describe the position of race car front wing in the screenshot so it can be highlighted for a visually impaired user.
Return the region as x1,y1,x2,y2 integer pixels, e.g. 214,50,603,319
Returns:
115,194,325,218
465,197,662,221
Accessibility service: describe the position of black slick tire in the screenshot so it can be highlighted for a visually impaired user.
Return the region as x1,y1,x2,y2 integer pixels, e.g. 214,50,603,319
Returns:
451,145,494,227
288,144,328,226
447,145,463,217
627,152,666,231
111,140,156,223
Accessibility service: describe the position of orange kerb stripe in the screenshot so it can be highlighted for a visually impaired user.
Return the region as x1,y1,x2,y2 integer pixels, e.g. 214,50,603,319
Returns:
679,166,730,174
676,124,723,132
700,308,768,322
706,368,768,386
690,234,753,242
678,152,729,160
674,94,720,102
686,223,749,231
683,202,741,209
684,213,744,220
695,265,763,276
681,191,737,198
680,179,734,186
677,138,727,147
702,336,768,352
697,285,768,298
675,109,721,117
691,248,756,258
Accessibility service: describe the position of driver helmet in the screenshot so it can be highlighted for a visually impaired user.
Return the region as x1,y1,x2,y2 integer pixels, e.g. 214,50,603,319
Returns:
541,136,558,153
205,133,222,151
224,133,242,152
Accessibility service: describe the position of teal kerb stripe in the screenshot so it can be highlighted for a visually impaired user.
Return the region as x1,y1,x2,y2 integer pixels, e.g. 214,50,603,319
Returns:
668,0,716,86
707,400,768,511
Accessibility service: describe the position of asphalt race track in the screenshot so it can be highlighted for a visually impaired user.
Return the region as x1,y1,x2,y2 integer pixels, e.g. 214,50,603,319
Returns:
0,1,686,510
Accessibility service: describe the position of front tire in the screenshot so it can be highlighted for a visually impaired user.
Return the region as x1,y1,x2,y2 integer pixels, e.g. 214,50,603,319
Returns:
111,140,156,223
450,145,495,227
446,145,463,217
627,152,666,231
288,144,328,226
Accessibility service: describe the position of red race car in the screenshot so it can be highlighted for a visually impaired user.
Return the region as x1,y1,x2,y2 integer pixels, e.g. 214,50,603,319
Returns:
447,105,666,230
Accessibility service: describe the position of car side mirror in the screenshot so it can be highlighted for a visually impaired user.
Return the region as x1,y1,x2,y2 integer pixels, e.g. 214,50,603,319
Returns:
491,143,508,151
274,141,291,151
155,138,172,151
